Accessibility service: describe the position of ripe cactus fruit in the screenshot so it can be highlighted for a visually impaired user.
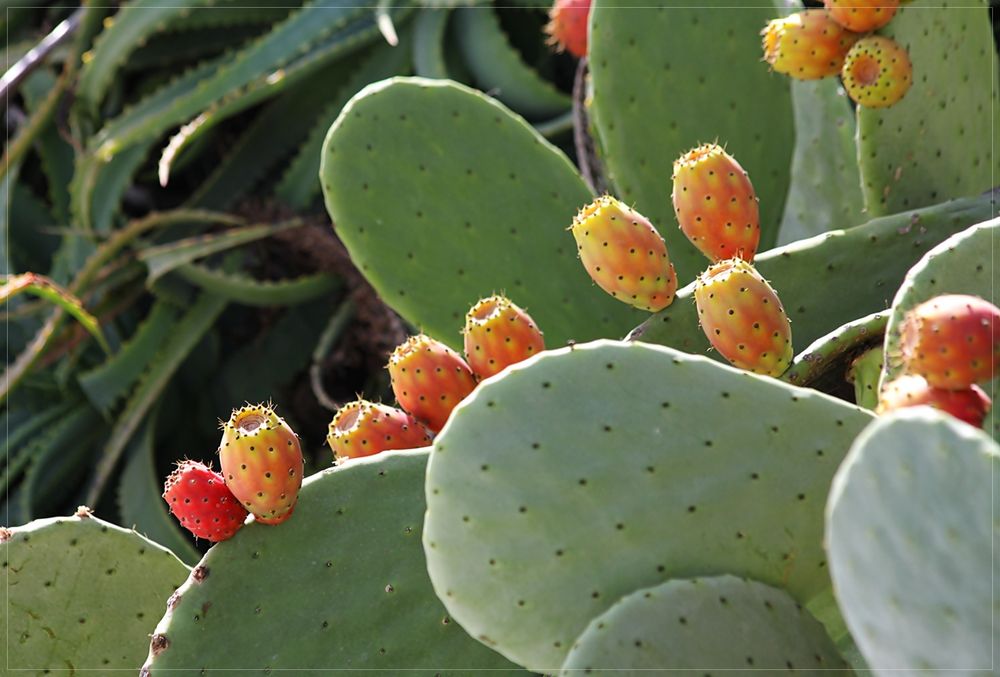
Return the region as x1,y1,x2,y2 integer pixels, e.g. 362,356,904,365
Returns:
162,460,248,542
463,295,545,379
693,258,793,377
899,294,1000,390
841,35,912,108
823,0,899,33
388,334,478,432
327,399,432,462
877,374,991,428
570,195,678,312
671,143,760,263
761,10,861,80
219,403,304,525
545,0,590,58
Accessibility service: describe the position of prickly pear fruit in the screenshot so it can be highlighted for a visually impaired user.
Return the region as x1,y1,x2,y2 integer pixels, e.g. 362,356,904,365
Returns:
327,399,432,462
162,460,248,542
463,295,545,379
570,195,678,312
671,143,760,263
877,374,992,428
899,294,1000,390
841,35,912,108
545,0,590,58
219,403,303,525
388,335,478,432
823,0,898,32
694,258,793,377
761,10,861,80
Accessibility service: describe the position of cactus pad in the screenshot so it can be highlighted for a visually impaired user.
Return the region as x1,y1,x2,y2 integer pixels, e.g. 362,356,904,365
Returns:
143,450,522,674
826,409,999,671
856,0,999,215
588,1,794,282
321,77,646,349
1,509,189,673
424,340,871,670
559,576,847,674
881,217,999,440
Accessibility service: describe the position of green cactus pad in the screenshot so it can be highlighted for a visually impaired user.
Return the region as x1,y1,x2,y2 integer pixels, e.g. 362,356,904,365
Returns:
424,339,871,670
630,191,995,358
781,311,887,392
856,0,999,216
1,509,189,673
826,409,999,671
588,0,794,282
559,575,848,674
142,450,523,674
321,77,646,348
881,217,999,440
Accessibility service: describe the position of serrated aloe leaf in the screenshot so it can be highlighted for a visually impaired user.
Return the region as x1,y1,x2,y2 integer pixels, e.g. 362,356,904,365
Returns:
1,511,189,673
630,192,996,357
142,451,524,674
856,0,999,216
588,1,794,283
175,263,340,307
321,77,647,349
118,411,201,566
827,409,999,672
560,576,847,674
424,340,871,670
0,273,110,353
880,217,999,441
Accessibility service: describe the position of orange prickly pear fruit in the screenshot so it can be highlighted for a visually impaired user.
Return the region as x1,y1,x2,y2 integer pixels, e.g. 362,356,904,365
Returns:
545,0,590,58
762,10,861,80
841,35,912,108
877,374,992,428
463,295,545,379
694,258,793,377
823,0,899,32
388,334,478,433
672,143,760,263
570,195,678,313
327,399,433,462
899,294,1000,390
219,403,303,526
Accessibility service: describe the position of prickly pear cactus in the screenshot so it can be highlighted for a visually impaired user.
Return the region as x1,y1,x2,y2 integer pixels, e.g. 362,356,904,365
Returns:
630,192,995,356
588,0,794,282
880,217,999,441
423,340,872,670
1,509,189,673
856,0,999,216
142,450,523,674
559,576,848,674
320,77,646,349
781,311,887,392
826,409,999,672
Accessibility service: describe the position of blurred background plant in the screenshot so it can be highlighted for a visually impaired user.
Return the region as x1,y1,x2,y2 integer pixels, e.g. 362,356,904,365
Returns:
0,0,580,563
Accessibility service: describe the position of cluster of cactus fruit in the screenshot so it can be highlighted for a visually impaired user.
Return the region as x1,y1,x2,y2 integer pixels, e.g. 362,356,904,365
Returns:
764,0,912,108
877,294,999,427
572,143,792,377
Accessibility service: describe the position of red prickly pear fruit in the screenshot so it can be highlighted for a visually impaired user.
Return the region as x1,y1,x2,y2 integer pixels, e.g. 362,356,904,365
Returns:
672,143,760,263
841,35,912,108
545,0,590,59
327,399,433,462
761,10,861,80
219,403,303,526
162,460,248,542
388,335,478,433
899,294,1000,390
463,295,545,379
694,258,793,377
823,0,899,32
570,195,678,313
877,374,992,428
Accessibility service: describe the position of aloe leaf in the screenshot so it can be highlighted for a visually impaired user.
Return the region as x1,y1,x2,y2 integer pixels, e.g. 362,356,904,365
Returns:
175,263,340,306
0,273,110,353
